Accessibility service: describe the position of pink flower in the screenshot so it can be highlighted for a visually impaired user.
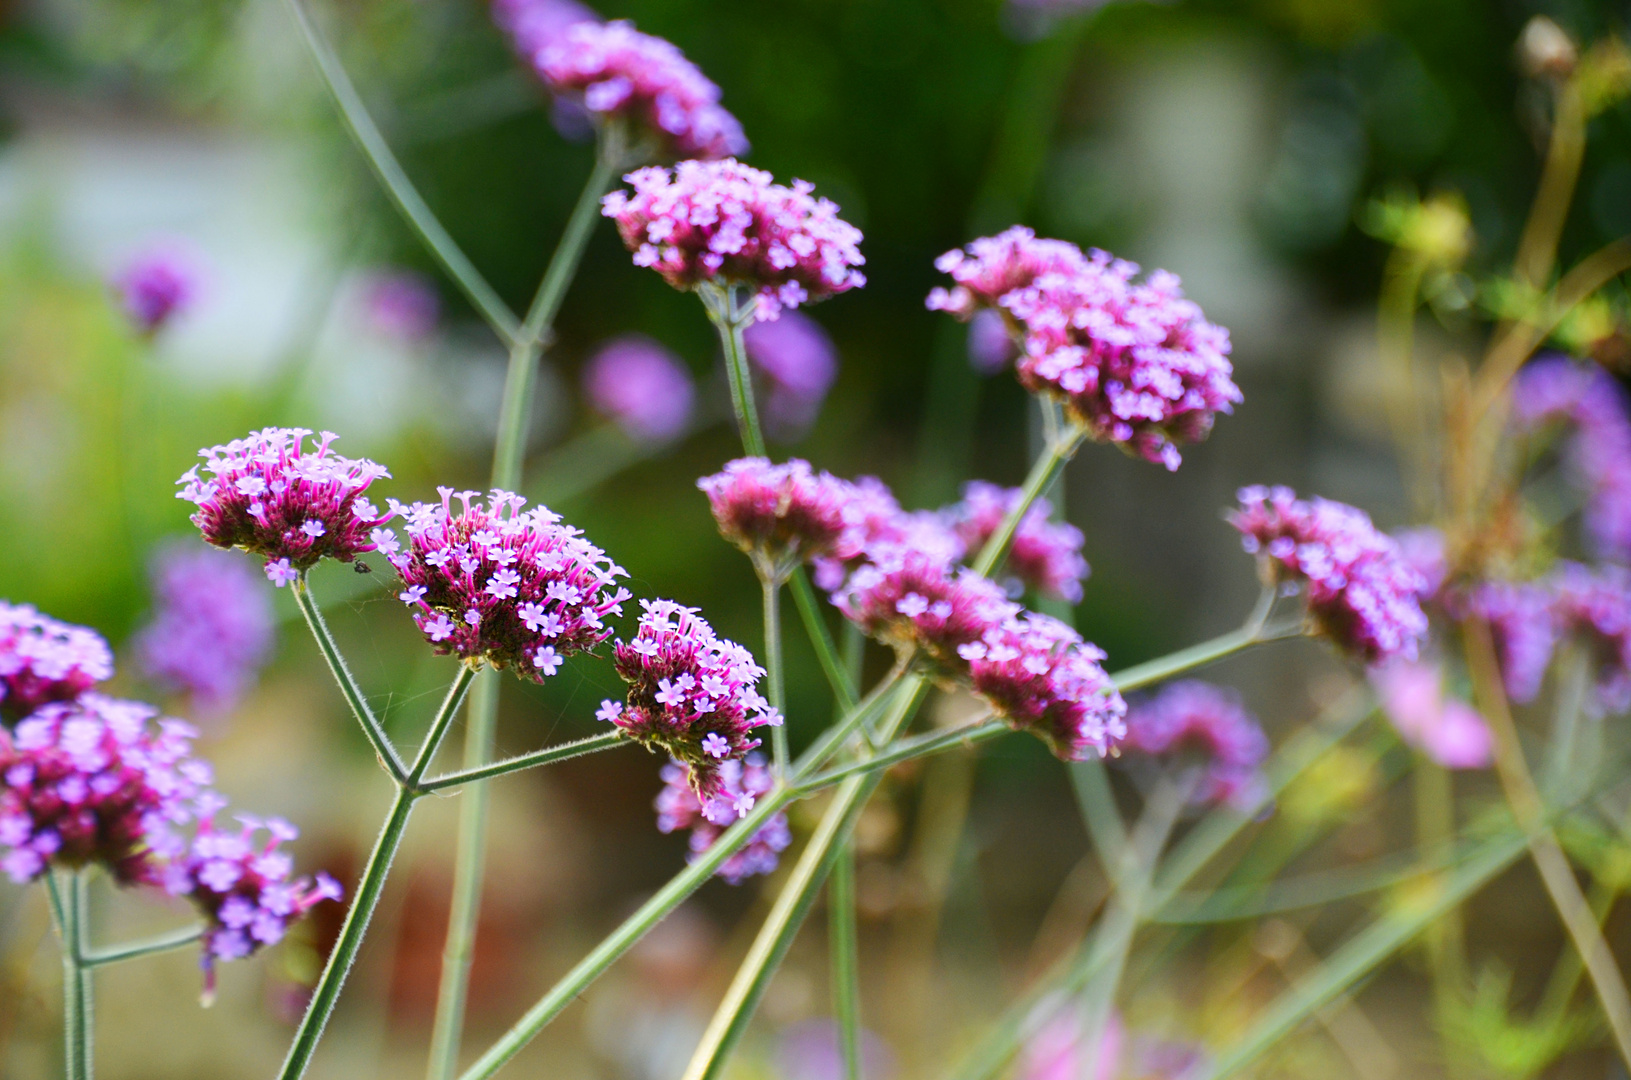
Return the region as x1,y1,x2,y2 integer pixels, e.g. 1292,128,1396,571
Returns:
835,547,1019,674
583,335,695,443
942,481,1089,603
1370,661,1493,769
927,226,1094,320
112,239,203,334
1121,681,1271,803
654,753,790,884
1230,486,1428,664
698,457,860,577
1513,355,1631,562
539,20,746,159
387,488,630,679
356,270,439,341
1551,562,1631,715
602,159,865,322
1466,581,1559,704
0,602,113,721
962,613,1125,762
176,428,393,577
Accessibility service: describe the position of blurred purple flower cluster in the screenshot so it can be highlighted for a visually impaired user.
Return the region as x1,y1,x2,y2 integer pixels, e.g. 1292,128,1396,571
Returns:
133,546,274,717
1122,681,1270,807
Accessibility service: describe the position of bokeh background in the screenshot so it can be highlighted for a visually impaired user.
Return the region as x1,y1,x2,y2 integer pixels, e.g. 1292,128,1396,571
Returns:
1,0,1629,1076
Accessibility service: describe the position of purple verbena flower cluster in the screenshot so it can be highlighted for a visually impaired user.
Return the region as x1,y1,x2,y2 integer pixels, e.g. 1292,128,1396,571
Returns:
698,457,860,577
161,808,342,993
176,428,393,586
0,602,114,721
0,695,211,884
384,488,631,679
539,20,747,159
493,0,597,65
133,546,274,717
926,226,1093,321
654,753,790,884
112,241,202,334
603,159,866,322
1467,580,1559,704
1230,485,1429,664
741,311,839,440
835,546,1018,671
583,335,695,444
601,599,781,797
943,481,1089,602
1552,561,1631,714
1121,681,1270,806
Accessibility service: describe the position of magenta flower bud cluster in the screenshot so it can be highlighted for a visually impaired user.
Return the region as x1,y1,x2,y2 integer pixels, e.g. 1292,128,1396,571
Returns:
601,599,781,797
1230,485,1429,664
112,241,201,334
176,428,393,586
960,613,1126,761
0,601,114,721
583,335,695,444
0,695,212,885
492,0,596,64
944,481,1089,602
698,457,861,577
603,159,866,322
539,19,747,160
926,226,1094,321
384,488,631,680
1121,681,1269,807
836,546,1019,671
133,546,274,717
161,809,343,990
654,754,790,884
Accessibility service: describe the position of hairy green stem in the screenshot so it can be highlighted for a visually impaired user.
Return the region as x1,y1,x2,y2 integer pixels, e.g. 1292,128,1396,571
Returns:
82,925,204,968
48,870,92,1080
761,577,789,774
704,285,767,458
421,730,626,793
971,425,1084,579
291,574,408,783
831,843,863,1080
791,566,858,711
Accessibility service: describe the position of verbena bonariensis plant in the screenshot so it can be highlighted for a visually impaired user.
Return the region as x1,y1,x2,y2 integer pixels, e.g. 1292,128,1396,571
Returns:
11,8,1631,1080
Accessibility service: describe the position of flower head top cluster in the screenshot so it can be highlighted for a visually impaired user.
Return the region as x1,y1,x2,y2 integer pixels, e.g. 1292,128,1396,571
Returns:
384,488,630,680
809,477,962,591
0,695,212,885
583,335,695,444
177,428,393,586
654,754,790,884
603,159,866,322
539,20,747,160
161,808,342,993
943,481,1089,602
698,457,861,579
601,599,781,797
926,226,1093,322
1512,355,1631,562
961,613,1126,761
133,547,274,717
112,240,202,334
493,0,597,73
0,602,114,721
835,546,1020,672
1121,681,1269,807
1230,486,1429,664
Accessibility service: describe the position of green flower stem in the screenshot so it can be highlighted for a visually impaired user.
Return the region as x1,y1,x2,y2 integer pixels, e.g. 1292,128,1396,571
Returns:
763,577,789,775
970,424,1085,578
281,0,521,347
47,870,92,1080
279,664,476,1080
830,843,863,1080
419,730,627,793
291,574,408,784
81,925,204,968
1069,759,1126,871
790,566,858,711
793,663,911,777
703,285,768,458
795,718,1004,795
1108,620,1298,697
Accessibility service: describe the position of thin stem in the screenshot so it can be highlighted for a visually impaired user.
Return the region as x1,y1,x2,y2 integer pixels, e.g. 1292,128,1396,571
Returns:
280,0,521,346
830,843,863,1080
1069,759,1126,873
291,573,409,784
795,719,1004,795
420,730,625,793
763,577,788,775
82,925,204,968
1514,79,1586,290
1463,616,1631,1072
970,424,1085,579
794,662,911,777
705,285,768,458
1109,620,1297,696
49,870,91,1080
409,664,480,784
790,565,858,711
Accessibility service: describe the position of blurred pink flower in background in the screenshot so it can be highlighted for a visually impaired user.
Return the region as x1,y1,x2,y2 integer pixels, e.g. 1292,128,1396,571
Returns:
133,545,274,718
742,310,839,441
582,334,695,443
776,1019,896,1080
357,270,440,342
111,239,205,334
1371,660,1494,769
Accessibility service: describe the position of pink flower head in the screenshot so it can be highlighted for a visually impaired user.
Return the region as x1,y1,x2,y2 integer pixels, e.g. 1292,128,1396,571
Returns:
1370,661,1493,769
1022,1002,1208,1080
604,599,781,797
386,488,630,679
1391,526,1448,602
943,481,1089,603
1121,681,1270,804
357,270,439,342
741,311,839,440
0,602,113,721
583,334,695,444
0,695,213,885
112,240,203,334
926,227,1093,321
654,753,790,884
1230,486,1429,664
698,457,859,577
1466,580,1559,704
132,546,274,718
960,613,1125,762
835,547,1019,674
811,476,965,592
602,159,866,322
539,20,747,159
176,428,393,581
1551,561,1631,715
493,0,598,63
1005,253,1241,470
162,811,341,994
1513,355,1631,562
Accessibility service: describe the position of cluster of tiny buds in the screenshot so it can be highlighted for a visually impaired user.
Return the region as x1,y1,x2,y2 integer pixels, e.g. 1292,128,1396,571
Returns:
601,599,780,798
603,159,866,322
1120,681,1269,808
655,754,790,884
944,481,1089,603
1230,485,1428,665
697,457,861,579
177,428,393,586
0,601,115,721
384,488,631,680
